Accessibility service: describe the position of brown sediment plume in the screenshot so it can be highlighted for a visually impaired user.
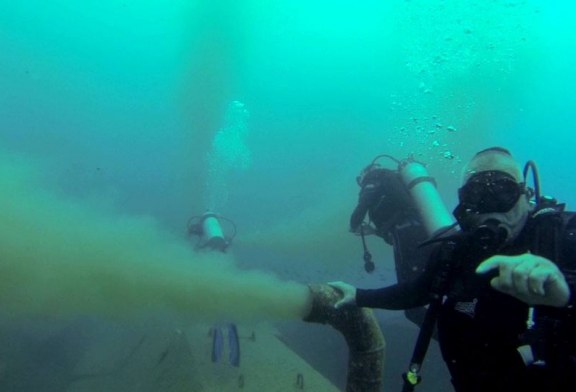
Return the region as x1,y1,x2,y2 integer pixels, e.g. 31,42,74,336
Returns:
303,284,385,392
0,153,313,323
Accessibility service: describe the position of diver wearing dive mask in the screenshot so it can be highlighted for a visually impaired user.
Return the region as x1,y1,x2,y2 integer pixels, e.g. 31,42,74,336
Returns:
454,161,533,251
331,147,576,392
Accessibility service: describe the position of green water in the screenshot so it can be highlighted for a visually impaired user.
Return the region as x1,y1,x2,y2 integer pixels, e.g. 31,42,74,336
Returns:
0,1,575,391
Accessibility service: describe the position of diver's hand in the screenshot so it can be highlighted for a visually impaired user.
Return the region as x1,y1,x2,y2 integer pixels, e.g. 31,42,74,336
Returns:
476,253,570,307
328,281,357,309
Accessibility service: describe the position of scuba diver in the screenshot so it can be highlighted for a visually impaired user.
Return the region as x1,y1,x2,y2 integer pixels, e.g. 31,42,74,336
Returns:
332,147,576,392
349,154,455,326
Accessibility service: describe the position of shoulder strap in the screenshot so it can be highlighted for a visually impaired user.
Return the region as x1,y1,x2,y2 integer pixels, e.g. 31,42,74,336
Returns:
529,205,567,262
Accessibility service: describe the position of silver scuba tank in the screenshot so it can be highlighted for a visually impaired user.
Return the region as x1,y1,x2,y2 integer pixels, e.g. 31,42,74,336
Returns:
398,159,455,237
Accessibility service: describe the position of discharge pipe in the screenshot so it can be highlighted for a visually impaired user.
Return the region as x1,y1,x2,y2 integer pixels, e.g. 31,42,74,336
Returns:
303,284,385,392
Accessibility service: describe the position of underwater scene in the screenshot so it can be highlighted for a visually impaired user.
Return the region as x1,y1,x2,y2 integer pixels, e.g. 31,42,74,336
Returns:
1,0,575,391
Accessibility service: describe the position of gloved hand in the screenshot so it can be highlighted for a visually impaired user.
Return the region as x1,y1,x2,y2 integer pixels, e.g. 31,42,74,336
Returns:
476,252,570,307
328,281,357,309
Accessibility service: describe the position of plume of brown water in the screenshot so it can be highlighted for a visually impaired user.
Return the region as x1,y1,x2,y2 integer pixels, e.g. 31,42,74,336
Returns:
0,154,310,322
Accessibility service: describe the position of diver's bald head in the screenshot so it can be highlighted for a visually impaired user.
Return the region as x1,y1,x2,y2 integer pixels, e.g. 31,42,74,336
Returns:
461,147,523,184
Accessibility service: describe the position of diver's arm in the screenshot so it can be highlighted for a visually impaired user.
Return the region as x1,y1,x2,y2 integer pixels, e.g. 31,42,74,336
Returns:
329,267,433,310
356,246,439,310
356,273,432,310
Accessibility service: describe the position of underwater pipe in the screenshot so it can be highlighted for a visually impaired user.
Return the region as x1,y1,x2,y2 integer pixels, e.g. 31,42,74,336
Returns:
303,284,386,392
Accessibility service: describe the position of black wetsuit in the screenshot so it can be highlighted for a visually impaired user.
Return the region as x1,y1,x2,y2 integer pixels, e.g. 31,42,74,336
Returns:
356,212,576,392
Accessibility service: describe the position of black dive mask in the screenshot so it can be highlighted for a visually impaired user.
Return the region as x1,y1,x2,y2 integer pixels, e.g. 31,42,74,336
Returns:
454,171,528,251
457,171,525,214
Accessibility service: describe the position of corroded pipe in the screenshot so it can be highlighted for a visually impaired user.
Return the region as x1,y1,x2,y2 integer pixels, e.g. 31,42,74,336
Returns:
303,284,386,392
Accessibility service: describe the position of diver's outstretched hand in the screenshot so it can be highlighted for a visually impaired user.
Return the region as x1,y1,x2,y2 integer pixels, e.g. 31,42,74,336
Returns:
328,281,357,309
476,253,570,307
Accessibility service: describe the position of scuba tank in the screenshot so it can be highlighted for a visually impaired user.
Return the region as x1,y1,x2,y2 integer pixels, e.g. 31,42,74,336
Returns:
351,155,456,273
398,158,455,237
187,211,237,252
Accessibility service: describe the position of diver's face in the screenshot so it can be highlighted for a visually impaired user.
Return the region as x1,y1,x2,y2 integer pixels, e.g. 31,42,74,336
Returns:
456,160,531,242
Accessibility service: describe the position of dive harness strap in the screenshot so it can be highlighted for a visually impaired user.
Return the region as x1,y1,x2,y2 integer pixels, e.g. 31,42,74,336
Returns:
405,176,437,191
401,240,457,392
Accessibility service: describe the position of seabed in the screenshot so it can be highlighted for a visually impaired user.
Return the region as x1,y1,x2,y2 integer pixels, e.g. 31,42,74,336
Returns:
67,323,339,392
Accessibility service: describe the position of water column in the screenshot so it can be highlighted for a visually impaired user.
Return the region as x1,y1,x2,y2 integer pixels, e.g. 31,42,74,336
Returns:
205,100,251,213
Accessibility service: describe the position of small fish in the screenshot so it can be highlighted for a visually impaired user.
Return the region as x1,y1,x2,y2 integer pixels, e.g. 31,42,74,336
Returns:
211,327,224,363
